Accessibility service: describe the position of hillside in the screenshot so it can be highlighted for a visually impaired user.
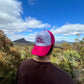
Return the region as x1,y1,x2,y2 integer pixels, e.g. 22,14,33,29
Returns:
13,38,34,46
13,38,31,43
55,40,73,44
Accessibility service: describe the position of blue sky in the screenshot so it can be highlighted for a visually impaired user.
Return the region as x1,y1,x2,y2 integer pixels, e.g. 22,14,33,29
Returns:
0,0,84,42
22,0,84,25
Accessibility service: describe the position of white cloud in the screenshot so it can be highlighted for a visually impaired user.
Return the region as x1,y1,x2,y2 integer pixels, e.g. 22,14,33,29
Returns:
10,33,36,42
28,0,37,6
55,37,75,42
51,24,84,36
0,0,22,24
0,0,50,36
63,31,79,36
26,30,33,32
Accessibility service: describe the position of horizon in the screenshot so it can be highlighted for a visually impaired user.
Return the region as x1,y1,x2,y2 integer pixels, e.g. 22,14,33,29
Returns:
13,37,75,43
0,0,84,42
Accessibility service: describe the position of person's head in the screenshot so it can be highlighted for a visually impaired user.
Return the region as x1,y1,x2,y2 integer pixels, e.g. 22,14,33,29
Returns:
31,30,55,57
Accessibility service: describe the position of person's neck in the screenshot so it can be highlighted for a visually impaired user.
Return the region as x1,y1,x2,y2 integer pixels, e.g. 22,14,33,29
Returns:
33,55,50,62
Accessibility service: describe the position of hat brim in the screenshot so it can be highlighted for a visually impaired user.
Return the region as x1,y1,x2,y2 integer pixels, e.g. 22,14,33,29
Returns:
31,45,51,56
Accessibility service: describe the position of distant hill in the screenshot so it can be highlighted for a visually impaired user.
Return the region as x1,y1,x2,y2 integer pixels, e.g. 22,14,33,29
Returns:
13,38,73,44
55,40,73,44
13,38,34,46
13,38,31,43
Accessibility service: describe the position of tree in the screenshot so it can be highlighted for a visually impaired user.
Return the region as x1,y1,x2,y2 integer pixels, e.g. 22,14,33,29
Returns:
63,50,81,81
80,38,84,47
0,30,13,51
63,42,72,50
64,50,80,63
79,47,84,68
73,42,80,52
75,33,80,42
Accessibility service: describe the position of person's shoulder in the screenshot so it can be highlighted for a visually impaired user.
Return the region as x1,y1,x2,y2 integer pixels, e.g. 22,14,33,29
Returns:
52,64,70,76
21,59,33,65
19,59,33,70
49,63,65,72
50,64,74,84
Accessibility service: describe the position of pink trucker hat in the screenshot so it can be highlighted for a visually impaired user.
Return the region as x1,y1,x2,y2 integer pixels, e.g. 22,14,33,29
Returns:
31,30,55,56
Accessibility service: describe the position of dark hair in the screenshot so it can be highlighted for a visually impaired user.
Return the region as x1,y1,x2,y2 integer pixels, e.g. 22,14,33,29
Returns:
47,44,54,55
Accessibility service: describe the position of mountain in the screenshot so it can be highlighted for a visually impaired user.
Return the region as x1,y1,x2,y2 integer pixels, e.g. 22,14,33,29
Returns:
13,38,31,43
13,38,73,44
55,40,73,44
